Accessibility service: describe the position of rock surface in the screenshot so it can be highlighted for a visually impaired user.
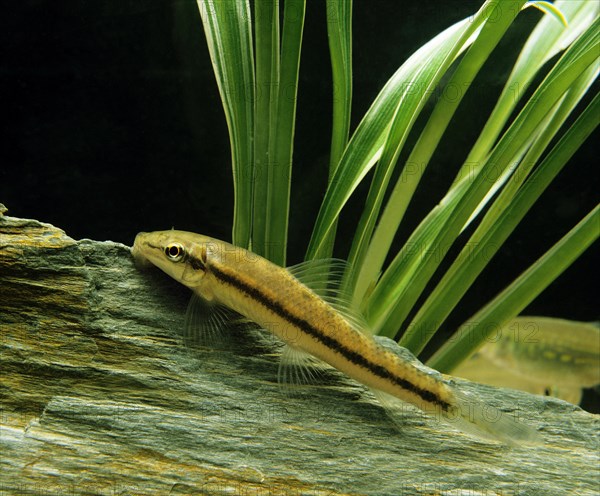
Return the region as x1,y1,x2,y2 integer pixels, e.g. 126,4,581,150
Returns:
1,208,599,495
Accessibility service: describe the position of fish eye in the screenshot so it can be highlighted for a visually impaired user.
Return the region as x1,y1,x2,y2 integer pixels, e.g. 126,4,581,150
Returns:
164,243,185,262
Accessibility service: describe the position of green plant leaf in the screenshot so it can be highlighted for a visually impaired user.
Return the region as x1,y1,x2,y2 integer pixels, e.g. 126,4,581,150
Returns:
525,1,567,27
368,15,600,340
347,0,525,303
316,0,354,260
428,202,600,373
456,0,597,179
305,1,499,261
252,0,280,259
268,0,306,265
402,77,599,355
251,0,306,266
326,0,353,176
197,0,255,248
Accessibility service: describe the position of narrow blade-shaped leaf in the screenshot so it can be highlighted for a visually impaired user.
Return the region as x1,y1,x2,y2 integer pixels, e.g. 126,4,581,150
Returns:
305,4,492,260
197,0,255,248
403,82,599,354
429,203,600,373
348,0,525,303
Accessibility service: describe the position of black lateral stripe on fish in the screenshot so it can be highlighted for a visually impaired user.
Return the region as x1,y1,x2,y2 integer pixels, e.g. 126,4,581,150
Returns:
208,262,452,411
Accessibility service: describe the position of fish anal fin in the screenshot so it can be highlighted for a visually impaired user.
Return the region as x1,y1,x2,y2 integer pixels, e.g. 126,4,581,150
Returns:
370,388,427,430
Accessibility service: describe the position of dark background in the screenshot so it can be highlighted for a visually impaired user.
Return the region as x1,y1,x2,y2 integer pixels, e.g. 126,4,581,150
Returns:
2,1,598,410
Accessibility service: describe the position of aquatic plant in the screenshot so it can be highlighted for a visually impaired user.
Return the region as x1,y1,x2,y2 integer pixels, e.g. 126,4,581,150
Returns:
196,0,599,372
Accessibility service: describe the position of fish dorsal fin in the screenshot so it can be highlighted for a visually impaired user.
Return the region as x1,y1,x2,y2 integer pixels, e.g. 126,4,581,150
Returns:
286,258,348,289
184,294,243,347
287,258,370,334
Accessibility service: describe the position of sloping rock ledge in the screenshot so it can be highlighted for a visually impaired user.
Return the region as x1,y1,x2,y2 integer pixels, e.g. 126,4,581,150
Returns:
1,209,598,495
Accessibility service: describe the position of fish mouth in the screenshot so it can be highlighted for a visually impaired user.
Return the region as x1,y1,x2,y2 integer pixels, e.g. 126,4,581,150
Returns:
131,232,153,267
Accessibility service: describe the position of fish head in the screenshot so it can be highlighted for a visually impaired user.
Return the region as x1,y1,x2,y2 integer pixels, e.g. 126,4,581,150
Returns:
132,230,213,291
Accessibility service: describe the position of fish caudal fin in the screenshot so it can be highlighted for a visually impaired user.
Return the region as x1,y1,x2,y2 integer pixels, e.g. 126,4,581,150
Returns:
373,387,542,446
441,389,543,446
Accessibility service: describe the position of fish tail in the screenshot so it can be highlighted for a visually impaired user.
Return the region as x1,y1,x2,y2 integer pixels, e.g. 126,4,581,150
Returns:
442,388,543,446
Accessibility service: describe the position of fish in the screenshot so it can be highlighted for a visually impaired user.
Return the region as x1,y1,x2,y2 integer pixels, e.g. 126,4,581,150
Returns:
454,317,600,405
132,230,541,445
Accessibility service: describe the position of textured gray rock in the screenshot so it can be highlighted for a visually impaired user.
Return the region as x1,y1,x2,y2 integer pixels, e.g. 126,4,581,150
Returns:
1,208,599,495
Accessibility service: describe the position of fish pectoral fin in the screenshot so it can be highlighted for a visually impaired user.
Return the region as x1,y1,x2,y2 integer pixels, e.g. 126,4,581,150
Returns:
287,258,370,334
184,294,242,347
277,345,332,392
